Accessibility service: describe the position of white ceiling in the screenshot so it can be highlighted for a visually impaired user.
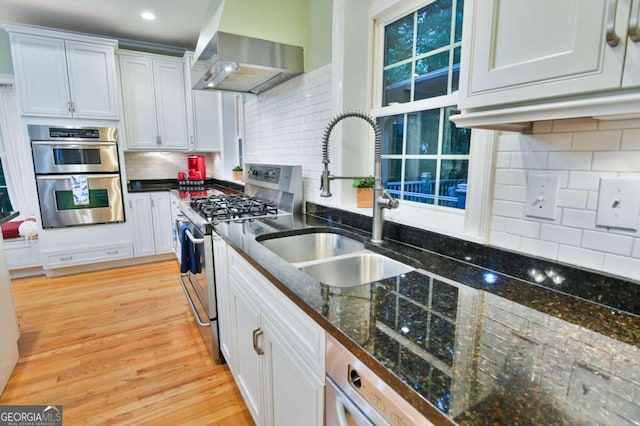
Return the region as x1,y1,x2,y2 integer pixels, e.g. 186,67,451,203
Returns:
0,0,209,51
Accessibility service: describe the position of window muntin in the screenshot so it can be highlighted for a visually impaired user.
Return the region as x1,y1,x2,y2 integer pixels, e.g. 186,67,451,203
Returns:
378,0,470,210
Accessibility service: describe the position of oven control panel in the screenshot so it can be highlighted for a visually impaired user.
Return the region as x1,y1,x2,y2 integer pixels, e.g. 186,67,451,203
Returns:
248,165,282,183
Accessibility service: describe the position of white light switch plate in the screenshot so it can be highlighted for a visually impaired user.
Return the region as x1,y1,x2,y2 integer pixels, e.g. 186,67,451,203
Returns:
596,178,640,230
525,174,560,220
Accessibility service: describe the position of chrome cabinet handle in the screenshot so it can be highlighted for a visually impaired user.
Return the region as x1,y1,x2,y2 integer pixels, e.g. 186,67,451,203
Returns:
156,135,161,145
630,0,640,41
252,328,264,355
606,0,621,46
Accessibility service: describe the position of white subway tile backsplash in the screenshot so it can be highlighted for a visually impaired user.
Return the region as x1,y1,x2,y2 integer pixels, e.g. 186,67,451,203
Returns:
495,152,511,168
510,151,548,169
493,184,508,200
621,128,640,150
561,208,597,229
602,255,640,281
498,134,530,151
519,237,559,259
551,118,598,132
530,133,573,151
582,230,634,256
570,130,622,151
547,152,593,170
490,216,506,231
557,245,604,271
597,118,640,130
531,120,553,134
586,191,599,210
490,231,521,251
506,185,526,202
492,200,525,218
568,171,615,191
504,218,540,238
593,151,640,172
558,189,587,209
540,224,582,246
494,169,527,185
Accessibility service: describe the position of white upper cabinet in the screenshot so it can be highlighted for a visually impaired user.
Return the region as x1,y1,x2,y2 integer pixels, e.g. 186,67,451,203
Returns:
119,51,189,151
183,52,224,152
6,25,119,119
454,0,640,129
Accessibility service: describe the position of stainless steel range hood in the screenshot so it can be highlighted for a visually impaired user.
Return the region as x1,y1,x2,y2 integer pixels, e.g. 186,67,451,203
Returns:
191,31,304,94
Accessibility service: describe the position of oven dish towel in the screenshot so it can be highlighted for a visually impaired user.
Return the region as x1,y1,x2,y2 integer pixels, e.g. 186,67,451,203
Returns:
70,175,90,206
180,224,202,274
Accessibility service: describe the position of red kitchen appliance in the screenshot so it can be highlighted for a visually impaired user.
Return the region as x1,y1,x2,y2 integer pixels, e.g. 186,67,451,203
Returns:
187,155,206,180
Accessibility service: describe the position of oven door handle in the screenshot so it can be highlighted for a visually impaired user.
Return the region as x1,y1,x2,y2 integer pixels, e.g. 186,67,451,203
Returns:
178,274,211,327
35,173,120,180
185,229,205,244
31,140,117,147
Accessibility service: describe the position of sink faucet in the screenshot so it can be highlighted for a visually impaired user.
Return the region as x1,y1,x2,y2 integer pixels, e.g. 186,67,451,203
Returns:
320,110,399,244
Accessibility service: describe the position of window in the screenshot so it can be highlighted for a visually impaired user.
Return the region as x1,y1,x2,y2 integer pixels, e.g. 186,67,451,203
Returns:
375,0,470,210
0,131,13,216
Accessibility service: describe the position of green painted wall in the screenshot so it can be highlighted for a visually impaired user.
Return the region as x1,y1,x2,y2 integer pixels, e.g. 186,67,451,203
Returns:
308,0,332,70
216,0,331,71
0,29,13,75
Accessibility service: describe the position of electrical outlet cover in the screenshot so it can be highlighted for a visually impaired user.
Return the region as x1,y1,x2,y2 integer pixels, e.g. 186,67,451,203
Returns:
596,178,640,230
525,174,560,220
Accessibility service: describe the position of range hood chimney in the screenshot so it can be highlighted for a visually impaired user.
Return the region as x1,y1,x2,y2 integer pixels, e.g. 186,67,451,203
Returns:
192,0,305,94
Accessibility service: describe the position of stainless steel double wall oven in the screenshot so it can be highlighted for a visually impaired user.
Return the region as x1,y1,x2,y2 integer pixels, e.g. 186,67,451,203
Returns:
29,125,125,229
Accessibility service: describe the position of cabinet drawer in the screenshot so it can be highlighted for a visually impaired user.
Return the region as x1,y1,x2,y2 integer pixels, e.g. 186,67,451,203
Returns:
228,249,324,372
44,242,132,269
4,239,41,269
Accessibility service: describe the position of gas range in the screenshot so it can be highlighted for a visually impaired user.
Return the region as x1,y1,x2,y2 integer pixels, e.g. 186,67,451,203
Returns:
190,193,280,223
179,164,303,228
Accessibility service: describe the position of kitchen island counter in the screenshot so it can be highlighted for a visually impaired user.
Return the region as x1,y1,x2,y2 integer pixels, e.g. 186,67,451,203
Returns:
211,202,640,425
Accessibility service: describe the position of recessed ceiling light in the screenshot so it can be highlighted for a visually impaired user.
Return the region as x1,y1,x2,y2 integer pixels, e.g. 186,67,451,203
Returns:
141,11,156,21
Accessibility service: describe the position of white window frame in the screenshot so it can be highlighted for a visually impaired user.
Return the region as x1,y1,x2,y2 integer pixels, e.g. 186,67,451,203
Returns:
369,0,494,243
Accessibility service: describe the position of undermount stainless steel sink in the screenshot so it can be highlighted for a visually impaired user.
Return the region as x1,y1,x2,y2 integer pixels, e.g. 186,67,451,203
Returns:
258,230,365,263
257,228,414,287
299,252,413,287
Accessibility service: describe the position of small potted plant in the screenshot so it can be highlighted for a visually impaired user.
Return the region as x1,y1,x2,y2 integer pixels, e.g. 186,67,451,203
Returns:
353,177,375,208
232,165,243,181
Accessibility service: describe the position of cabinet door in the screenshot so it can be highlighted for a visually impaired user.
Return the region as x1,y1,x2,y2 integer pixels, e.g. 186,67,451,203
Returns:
119,56,159,149
129,193,155,257
229,277,264,425
9,33,72,117
150,192,173,254
153,60,189,150
262,315,324,426
461,0,630,108
213,235,233,368
623,0,640,88
193,90,224,152
65,40,119,119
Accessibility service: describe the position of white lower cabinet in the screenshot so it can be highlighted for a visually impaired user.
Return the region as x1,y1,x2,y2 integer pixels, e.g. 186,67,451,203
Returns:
129,192,173,257
224,248,325,426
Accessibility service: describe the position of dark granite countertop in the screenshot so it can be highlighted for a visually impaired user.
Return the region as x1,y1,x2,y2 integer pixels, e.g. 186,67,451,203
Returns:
127,178,244,193
203,200,640,426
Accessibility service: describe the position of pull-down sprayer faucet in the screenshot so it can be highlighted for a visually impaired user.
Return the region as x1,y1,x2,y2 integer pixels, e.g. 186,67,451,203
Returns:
320,110,399,244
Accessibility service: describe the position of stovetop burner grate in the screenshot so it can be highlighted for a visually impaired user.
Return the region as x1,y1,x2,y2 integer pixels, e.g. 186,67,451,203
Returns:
191,193,280,223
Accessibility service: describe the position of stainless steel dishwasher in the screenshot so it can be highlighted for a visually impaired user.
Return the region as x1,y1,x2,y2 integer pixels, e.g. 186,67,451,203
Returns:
325,334,434,425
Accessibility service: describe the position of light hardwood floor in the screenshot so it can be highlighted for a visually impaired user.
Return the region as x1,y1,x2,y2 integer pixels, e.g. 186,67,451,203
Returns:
0,260,253,426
